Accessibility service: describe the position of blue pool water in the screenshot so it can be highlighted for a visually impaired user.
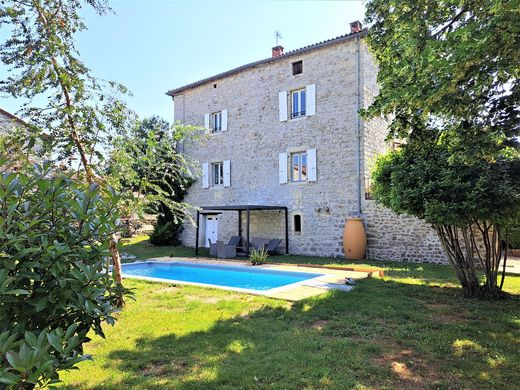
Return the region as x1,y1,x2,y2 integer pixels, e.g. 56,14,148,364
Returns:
121,262,323,291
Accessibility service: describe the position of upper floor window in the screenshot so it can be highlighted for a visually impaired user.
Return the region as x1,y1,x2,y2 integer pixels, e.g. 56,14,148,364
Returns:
204,110,227,132
212,161,224,186
291,89,306,119
290,151,308,182
292,61,303,75
212,111,222,133
279,85,315,122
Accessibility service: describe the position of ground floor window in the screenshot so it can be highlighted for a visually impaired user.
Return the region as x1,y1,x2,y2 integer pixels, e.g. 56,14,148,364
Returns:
293,214,302,233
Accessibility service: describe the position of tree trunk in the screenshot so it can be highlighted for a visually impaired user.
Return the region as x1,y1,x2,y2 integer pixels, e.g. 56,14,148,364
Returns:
436,222,507,298
436,225,481,298
34,0,125,305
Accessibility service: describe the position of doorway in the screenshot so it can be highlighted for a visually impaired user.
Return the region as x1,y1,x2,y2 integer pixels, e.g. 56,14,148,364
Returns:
204,215,219,247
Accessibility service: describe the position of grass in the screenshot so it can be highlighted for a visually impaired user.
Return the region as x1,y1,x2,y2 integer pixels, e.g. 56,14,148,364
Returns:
58,238,520,389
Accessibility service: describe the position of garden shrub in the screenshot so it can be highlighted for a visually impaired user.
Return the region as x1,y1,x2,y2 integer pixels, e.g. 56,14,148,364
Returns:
0,161,129,388
149,220,183,246
250,248,269,266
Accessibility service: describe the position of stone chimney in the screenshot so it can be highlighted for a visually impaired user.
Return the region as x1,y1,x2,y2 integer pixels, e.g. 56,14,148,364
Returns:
272,45,284,57
350,20,362,34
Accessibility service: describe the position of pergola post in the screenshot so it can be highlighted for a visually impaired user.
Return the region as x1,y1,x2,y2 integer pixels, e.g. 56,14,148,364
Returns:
284,207,289,254
238,210,242,239
246,207,250,255
195,210,200,256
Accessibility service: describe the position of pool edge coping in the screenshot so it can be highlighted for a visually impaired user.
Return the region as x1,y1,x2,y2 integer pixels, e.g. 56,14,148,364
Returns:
121,260,327,298
120,258,365,301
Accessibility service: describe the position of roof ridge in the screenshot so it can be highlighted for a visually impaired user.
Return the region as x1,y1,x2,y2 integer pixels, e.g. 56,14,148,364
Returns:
0,107,28,127
166,28,368,97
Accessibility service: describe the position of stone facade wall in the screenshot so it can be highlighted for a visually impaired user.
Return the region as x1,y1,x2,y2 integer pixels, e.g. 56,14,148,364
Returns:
176,38,361,258
0,110,19,132
173,36,448,262
359,45,448,263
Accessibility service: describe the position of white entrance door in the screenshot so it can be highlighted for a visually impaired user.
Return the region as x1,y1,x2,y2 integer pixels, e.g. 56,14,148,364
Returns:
204,215,218,247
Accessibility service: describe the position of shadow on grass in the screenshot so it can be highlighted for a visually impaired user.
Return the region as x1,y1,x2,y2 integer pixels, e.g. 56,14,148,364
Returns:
72,278,520,389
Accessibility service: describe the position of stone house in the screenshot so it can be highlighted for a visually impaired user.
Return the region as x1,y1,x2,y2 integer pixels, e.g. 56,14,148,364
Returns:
167,21,447,263
0,107,28,132
0,107,47,163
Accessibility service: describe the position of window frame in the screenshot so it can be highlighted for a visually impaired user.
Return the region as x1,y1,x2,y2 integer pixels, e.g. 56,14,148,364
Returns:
211,111,222,133
289,151,308,182
292,60,303,75
290,88,306,119
293,214,302,233
211,161,224,186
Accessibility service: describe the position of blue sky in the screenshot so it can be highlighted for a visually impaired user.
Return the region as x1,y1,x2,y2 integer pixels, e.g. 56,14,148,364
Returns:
0,0,365,123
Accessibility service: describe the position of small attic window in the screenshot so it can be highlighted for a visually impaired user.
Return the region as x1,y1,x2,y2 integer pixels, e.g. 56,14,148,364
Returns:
292,61,303,75
213,83,217,88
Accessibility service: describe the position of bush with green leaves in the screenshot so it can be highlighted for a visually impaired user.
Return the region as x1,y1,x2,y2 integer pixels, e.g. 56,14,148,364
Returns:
250,248,269,266
372,142,520,297
364,0,520,298
109,116,195,246
0,162,129,388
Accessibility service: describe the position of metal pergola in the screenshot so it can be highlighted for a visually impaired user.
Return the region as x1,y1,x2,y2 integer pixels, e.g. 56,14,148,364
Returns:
195,205,289,255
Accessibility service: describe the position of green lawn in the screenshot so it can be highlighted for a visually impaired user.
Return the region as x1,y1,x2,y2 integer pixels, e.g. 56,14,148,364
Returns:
59,238,520,389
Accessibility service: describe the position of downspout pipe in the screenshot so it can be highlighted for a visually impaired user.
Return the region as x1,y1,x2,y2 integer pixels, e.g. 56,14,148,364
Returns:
354,33,362,217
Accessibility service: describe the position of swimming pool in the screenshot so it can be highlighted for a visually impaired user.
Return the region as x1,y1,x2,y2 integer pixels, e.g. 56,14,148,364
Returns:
121,261,324,292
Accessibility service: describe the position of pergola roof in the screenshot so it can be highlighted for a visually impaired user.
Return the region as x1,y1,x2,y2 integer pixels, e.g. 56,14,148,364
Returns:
201,205,287,212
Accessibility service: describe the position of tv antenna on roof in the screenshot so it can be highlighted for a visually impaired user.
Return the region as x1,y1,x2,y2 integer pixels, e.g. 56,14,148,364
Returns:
275,30,282,46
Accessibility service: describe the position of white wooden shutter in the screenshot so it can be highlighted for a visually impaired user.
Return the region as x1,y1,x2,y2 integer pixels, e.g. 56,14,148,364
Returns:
223,160,231,187
279,91,288,122
204,113,210,132
279,153,288,184
307,149,317,181
221,110,228,131
306,84,316,116
202,163,209,188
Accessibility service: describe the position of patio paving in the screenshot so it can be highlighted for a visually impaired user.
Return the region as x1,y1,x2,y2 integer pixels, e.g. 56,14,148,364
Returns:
139,256,374,301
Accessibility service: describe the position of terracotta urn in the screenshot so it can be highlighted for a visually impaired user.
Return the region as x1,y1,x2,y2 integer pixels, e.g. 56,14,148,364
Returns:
343,217,367,260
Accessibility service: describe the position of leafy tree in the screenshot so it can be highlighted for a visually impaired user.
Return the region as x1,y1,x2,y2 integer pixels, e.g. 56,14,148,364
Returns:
364,0,520,297
108,116,197,246
0,161,127,388
0,0,131,287
372,140,520,297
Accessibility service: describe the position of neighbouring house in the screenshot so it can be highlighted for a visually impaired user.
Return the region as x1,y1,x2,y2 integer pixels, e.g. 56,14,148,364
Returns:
167,21,447,263
0,107,29,132
0,106,46,163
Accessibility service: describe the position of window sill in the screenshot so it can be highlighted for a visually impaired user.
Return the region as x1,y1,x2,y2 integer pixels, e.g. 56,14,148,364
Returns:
211,185,225,190
287,180,309,186
288,116,307,123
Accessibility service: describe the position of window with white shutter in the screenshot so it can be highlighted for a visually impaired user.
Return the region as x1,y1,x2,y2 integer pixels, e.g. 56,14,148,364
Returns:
278,91,288,122
202,163,209,188
212,112,222,132
280,149,317,183
223,160,231,187
211,162,224,186
307,148,317,181
204,114,210,132
221,109,228,131
279,153,288,184
290,89,306,119
306,84,316,116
